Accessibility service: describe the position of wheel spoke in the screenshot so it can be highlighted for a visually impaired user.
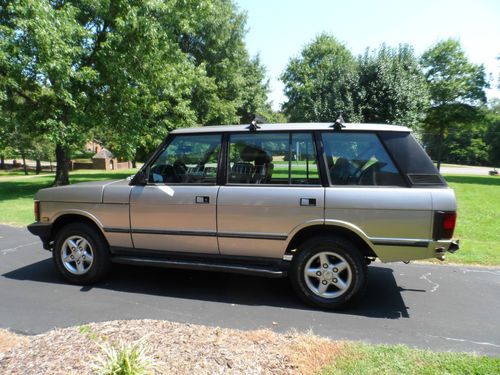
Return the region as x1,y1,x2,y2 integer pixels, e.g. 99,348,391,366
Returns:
63,254,74,263
335,278,348,290
317,282,329,295
67,239,78,250
76,261,85,273
80,239,90,250
83,253,93,263
318,253,330,268
333,261,348,273
306,268,321,278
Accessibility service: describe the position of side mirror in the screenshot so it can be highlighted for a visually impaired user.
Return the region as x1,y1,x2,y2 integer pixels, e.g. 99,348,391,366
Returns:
129,168,149,186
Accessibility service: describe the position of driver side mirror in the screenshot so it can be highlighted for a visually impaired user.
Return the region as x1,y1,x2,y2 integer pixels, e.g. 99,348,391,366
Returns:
129,167,149,186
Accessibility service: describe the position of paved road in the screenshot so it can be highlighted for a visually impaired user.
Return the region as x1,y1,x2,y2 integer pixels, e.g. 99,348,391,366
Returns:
440,165,496,176
1,225,499,356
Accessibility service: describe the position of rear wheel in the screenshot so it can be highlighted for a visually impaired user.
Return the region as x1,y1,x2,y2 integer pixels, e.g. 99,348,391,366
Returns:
53,223,111,284
290,236,367,309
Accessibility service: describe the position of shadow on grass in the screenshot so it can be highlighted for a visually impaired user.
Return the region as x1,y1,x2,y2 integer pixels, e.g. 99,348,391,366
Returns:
444,175,500,186
3,257,416,319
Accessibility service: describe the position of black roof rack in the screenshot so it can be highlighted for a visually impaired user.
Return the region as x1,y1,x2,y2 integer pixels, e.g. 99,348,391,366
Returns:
247,114,266,131
331,114,345,131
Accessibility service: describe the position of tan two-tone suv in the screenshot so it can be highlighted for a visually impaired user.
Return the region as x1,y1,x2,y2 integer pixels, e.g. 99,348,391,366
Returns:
28,123,459,309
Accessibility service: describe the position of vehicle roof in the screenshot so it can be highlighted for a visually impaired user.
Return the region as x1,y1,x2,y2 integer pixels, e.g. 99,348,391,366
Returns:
171,123,411,134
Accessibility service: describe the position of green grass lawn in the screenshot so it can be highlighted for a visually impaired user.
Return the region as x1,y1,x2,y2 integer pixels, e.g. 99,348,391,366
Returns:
319,342,500,375
0,170,498,266
444,175,500,266
0,169,138,226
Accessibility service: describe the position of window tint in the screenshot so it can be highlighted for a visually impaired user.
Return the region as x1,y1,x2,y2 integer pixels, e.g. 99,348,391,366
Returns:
149,134,221,184
322,132,406,186
228,132,320,185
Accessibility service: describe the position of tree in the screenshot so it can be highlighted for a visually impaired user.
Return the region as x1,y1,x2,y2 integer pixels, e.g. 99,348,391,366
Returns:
358,44,429,129
1,0,272,183
421,39,488,169
486,100,500,168
1,0,98,184
281,34,361,122
93,0,272,160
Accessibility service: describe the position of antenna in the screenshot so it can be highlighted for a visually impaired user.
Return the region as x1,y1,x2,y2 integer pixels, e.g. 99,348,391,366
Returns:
248,120,260,132
332,113,345,131
247,114,266,131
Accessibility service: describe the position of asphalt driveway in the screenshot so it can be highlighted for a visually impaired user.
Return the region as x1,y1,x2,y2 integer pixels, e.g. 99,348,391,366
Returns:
1,224,499,356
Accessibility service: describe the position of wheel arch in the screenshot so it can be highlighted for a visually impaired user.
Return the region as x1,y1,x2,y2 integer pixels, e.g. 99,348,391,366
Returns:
286,223,377,258
49,212,108,249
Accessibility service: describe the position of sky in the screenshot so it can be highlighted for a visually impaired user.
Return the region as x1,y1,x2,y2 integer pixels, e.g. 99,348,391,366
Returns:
235,0,500,110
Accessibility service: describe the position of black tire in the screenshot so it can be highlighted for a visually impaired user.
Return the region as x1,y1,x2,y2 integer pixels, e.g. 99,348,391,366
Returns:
290,236,368,310
53,223,111,284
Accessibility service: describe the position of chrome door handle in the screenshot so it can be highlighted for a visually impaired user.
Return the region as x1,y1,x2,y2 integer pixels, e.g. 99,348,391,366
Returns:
195,196,210,204
300,198,316,206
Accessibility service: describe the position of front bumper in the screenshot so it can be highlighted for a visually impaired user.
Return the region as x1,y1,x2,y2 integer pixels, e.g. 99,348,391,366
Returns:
27,222,53,250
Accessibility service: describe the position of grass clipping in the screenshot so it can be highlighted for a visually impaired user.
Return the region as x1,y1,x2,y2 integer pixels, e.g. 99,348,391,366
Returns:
0,320,342,375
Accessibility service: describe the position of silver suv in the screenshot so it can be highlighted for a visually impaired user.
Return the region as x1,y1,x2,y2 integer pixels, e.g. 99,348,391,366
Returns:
28,123,459,309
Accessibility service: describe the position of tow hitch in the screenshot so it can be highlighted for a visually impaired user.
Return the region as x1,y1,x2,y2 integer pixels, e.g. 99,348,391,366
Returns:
434,240,460,261
448,240,460,253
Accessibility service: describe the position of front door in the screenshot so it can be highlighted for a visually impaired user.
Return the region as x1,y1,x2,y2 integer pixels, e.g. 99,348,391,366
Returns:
130,134,222,254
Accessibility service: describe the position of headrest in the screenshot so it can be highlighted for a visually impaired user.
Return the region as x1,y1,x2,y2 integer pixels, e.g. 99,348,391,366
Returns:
240,145,272,163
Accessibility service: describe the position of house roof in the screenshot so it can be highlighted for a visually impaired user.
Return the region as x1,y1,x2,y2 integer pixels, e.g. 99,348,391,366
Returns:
92,148,114,159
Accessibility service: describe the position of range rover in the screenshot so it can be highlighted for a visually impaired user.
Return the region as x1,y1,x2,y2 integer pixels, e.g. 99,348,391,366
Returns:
28,122,459,309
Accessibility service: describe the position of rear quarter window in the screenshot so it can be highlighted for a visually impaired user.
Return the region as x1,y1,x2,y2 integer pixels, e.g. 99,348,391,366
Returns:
379,132,446,186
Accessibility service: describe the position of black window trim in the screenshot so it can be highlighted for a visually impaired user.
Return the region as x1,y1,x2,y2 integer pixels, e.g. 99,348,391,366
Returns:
135,129,413,188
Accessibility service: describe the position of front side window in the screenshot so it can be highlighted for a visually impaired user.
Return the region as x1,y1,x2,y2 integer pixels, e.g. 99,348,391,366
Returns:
228,132,320,185
322,132,405,186
149,134,221,184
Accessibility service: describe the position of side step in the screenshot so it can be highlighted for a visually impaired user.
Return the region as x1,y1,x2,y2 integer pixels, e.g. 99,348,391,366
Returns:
111,256,288,278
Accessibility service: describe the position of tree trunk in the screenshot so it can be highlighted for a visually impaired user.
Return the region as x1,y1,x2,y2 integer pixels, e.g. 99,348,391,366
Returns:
54,144,70,186
0,155,4,169
36,159,41,175
132,160,137,168
435,125,445,172
21,151,28,175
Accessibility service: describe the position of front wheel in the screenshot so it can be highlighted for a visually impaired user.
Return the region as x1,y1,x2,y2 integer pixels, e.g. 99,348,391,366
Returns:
53,223,111,284
290,236,368,310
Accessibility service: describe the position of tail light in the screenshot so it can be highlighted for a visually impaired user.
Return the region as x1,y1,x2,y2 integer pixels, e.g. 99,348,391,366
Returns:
34,201,40,222
433,211,457,240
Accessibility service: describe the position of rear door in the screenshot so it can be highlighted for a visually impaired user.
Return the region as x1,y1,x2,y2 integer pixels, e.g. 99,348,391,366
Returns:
217,131,324,259
130,134,221,254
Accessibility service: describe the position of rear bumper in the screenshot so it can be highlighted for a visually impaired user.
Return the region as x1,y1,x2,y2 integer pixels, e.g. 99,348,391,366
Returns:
27,222,53,250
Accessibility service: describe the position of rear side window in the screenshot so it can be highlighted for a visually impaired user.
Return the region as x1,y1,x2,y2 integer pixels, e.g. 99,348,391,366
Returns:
379,132,445,186
322,132,406,187
228,132,320,185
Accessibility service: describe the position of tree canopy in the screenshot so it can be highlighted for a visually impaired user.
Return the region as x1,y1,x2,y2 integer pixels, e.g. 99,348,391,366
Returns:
358,44,429,129
281,34,361,123
420,39,489,169
281,36,429,129
0,0,272,185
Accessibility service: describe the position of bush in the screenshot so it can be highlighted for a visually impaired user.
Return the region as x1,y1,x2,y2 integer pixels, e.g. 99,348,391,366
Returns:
93,337,154,375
